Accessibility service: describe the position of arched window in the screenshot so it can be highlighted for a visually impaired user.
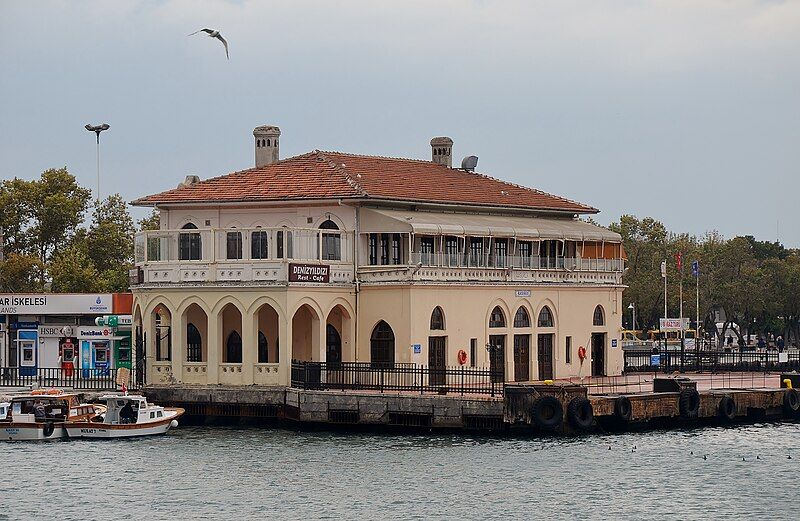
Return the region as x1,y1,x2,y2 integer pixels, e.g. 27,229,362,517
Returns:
267,138,271,146
320,219,341,261
370,320,395,368
489,306,506,328
258,331,269,363
179,223,202,261
513,307,531,328
226,331,242,363
430,306,445,330
187,323,202,362
593,305,605,327
538,306,554,328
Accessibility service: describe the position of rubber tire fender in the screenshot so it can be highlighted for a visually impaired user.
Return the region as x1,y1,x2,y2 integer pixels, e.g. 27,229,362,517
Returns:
531,395,564,430
613,395,632,423
783,388,800,417
679,389,700,419
566,397,594,431
42,421,55,438
718,395,736,422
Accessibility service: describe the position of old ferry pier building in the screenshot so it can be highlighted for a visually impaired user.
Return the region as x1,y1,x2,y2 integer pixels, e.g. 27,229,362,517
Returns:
130,126,625,389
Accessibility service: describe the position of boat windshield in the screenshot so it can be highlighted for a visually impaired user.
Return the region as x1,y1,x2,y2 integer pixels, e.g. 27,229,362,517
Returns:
11,398,70,421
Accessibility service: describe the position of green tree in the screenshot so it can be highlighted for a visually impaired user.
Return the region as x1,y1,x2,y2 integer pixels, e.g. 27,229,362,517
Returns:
27,168,91,281
49,245,100,293
79,194,135,292
0,253,44,292
0,177,36,255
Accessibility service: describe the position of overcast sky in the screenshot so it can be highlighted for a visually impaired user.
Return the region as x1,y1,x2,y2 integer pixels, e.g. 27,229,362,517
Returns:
1,1,798,244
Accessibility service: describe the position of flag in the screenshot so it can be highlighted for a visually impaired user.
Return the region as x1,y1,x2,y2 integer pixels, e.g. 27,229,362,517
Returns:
691,260,700,278
676,251,683,272
660,260,667,278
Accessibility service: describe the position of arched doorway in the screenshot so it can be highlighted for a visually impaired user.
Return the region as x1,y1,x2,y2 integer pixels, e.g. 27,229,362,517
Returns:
429,307,447,386
513,307,531,382
326,325,342,366
591,305,606,376
182,303,208,363
370,321,395,368
220,303,243,363
292,304,320,362
488,306,506,383
537,306,555,380
256,303,280,363
226,331,242,363
152,304,172,362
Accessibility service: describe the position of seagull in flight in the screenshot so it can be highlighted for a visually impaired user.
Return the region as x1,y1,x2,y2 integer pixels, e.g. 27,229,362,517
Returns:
188,28,229,60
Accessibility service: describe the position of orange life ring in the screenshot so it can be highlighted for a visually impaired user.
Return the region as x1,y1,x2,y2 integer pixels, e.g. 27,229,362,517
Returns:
457,349,468,366
578,346,587,361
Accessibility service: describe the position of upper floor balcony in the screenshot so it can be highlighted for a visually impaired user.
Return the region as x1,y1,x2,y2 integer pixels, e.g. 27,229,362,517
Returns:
133,226,354,285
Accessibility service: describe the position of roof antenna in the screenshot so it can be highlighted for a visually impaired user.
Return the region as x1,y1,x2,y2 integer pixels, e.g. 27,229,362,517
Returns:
461,156,478,172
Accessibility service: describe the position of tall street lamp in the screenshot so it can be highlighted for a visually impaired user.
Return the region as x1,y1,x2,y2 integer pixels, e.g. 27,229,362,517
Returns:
85,123,110,203
628,303,636,333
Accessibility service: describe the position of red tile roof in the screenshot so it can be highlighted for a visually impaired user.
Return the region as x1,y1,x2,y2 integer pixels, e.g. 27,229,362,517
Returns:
132,150,597,214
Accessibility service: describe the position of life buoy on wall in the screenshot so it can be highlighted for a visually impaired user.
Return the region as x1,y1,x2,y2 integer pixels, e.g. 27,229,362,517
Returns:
578,345,587,361
457,349,468,366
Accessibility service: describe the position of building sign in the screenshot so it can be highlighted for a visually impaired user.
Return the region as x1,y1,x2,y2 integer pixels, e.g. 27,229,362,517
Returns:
0,294,112,315
660,318,690,331
611,339,618,348
76,326,115,339
38,326,66,338
515,289,532,298
288,263,330,283
412,344,422,354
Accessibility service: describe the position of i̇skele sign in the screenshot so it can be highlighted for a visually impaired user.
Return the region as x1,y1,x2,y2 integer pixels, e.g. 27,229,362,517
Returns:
289,263,330,283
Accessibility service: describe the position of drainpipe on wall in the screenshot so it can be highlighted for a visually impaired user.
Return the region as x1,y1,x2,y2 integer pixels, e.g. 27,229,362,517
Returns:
354,206,360,363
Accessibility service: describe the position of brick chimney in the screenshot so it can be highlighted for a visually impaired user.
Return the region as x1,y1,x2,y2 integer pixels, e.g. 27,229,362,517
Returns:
430,137,453,168
254,125,281,167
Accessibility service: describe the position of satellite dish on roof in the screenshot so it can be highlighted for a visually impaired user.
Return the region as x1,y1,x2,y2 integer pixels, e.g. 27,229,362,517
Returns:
461,156,478,172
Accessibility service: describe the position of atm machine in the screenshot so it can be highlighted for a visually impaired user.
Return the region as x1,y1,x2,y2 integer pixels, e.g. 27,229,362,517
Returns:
17,329,38,377
60,337,77,377
81,338,111,377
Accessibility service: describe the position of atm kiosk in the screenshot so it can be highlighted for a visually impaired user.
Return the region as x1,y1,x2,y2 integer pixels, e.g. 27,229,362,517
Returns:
59,337,78,377
80,338,112,377
16,329,38,376
115,331,133,370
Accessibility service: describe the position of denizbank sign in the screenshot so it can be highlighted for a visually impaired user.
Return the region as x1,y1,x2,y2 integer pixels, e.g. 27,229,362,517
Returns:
0,294,112,315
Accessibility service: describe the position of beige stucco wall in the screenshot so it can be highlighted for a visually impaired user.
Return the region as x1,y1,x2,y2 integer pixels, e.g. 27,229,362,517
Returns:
358,284,623,379
134,280,622,387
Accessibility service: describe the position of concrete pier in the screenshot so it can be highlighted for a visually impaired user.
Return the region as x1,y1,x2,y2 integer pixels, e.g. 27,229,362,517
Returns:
143,374,800,434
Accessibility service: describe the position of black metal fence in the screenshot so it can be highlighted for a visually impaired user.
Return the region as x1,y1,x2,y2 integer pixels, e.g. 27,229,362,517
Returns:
624,349,800,373
291,361,504,396
0,367,131,390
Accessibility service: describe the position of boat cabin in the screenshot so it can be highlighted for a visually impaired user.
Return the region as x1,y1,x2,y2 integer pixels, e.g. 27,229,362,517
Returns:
0,402,9,421
7,393,80,423
100,395,166,425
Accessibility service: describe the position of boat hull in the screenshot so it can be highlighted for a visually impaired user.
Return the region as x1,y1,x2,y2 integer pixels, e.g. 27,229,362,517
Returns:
2,422,66,441
65,409,184,439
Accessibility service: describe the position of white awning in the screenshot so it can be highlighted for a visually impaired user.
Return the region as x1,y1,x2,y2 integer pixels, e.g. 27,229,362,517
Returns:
359,208,621,242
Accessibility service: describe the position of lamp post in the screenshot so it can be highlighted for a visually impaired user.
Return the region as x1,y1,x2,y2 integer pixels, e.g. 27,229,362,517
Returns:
628,303,636,333
85,123,110,203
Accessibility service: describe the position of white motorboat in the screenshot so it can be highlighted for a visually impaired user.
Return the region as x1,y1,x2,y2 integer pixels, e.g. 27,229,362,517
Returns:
65,394,184,439
1,390,101,441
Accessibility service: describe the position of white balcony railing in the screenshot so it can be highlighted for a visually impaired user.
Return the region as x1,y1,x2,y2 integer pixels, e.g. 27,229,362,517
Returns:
133,227,355,285
407,253,624,272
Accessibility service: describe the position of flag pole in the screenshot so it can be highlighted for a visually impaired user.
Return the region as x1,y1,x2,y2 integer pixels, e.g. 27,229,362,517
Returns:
678,253,684,370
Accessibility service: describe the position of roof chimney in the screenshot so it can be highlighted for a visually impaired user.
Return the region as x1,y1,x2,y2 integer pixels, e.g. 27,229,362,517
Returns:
178,174,201,189
254,125,281,168
430,136,453,168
